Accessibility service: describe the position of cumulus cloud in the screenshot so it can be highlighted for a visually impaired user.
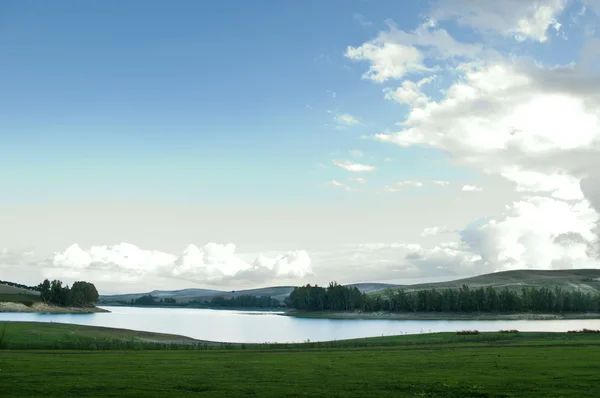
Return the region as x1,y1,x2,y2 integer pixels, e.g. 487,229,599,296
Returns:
430,0,566,42
333,113,360,127
48,242,313,285
350,2,600,277
383,75,437,106
333,160,376,172
462,185,483,192
460,196,600,270
345,19,482,82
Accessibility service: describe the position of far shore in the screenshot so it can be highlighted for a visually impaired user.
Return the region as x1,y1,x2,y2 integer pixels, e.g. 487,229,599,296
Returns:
0,302,110,314
282,310,600,321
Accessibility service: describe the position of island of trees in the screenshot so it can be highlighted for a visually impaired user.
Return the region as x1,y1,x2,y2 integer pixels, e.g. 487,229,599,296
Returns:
286,282,600,313
37,280,99,308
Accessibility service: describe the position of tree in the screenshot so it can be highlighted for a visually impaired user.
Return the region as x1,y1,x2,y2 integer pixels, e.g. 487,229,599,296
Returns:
71,281,99,307
36,279,98,307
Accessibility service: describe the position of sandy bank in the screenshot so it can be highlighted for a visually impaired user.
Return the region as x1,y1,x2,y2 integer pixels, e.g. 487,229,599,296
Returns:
0,302,110,314
283,310,600,321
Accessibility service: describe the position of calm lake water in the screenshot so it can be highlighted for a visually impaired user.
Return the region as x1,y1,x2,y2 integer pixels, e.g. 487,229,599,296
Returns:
2,306,600,343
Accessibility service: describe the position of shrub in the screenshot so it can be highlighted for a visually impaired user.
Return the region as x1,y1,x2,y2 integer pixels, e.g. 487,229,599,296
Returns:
456,330,480,335
499,330,519,333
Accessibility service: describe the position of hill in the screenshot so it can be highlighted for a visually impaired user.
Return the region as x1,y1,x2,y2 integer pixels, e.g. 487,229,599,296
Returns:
96,269,600,305
0,282,40,296
401,269,600,293
99,286,298,304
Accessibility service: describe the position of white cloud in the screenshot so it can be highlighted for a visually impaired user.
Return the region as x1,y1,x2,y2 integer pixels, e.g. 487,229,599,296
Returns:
384,80,428,106
462,185,483,192
333,113,360,127
349,149,364,157
333,160,376,172
460,196,599,270
384,76,438,106
328,180,353,191
346,42,426,82
312,242,482,281
351,7,600,277
430,0,567,42
431,180,450,186
384,158,393,162
384,180,424,192
345,20,483,83
421,226,450,237
500,167,584,200
348,177,366,184
326,90,337,98
48,242,313,285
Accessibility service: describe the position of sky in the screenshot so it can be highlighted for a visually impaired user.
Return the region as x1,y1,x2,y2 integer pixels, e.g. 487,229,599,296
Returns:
2,0,600,294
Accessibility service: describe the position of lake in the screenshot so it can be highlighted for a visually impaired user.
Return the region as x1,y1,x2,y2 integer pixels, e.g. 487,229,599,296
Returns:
2,306,600,343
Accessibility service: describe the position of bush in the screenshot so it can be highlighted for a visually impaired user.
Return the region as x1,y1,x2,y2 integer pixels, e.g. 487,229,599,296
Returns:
499,330,519,333
568,329,600,333
456,330,480,335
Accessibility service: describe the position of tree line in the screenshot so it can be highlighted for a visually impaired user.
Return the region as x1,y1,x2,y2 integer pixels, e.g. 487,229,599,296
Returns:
0,280,39,291
129,295,177,306
286,282,600,313
127,294,281,309
38,280,99,307
207,295,281,308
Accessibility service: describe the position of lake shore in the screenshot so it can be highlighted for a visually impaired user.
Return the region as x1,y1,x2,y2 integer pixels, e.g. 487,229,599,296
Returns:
283,310,600,321
0,302,110,314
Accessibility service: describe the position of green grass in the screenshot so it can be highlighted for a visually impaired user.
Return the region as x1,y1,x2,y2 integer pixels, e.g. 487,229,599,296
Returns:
0,322,205,350
2,322,600,396
0,293,41,306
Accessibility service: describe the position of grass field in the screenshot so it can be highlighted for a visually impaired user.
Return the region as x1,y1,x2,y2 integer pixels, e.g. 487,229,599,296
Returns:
1,322,600,396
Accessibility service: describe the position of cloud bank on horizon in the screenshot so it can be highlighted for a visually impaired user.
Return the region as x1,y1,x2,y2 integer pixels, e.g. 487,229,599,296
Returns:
2,0,600,293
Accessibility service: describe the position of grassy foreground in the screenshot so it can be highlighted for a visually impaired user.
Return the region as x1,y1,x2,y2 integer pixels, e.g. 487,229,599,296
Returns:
1,322,600,397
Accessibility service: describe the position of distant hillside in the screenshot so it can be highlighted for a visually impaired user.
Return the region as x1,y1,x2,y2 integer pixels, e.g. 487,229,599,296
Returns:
0,282,40,296
98,269,600,305
349,283,402,293
99,284,396,304
401,269,600,293
100,286,298,304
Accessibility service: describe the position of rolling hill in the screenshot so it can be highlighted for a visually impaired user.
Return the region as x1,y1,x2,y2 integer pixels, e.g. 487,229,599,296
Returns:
0,282,40,296
98,269,600,305
402,269,600,293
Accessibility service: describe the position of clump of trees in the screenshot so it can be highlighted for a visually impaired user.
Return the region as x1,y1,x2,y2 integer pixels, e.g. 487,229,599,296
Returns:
38,280,99,308
208,295,281,308
286,282,600,313
129,296,177,306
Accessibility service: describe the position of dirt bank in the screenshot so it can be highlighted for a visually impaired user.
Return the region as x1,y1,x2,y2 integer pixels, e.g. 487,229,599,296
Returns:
0,302,110,314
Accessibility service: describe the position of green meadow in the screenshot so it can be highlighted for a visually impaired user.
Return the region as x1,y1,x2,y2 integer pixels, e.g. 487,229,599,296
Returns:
1,322,600,397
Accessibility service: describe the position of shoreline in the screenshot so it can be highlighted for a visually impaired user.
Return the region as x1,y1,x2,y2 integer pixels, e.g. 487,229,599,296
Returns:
282,310,600,321
0,302,110,314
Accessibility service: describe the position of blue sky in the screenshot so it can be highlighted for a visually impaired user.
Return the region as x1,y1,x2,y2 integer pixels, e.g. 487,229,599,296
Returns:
1,0,473,205
2,0,600,292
